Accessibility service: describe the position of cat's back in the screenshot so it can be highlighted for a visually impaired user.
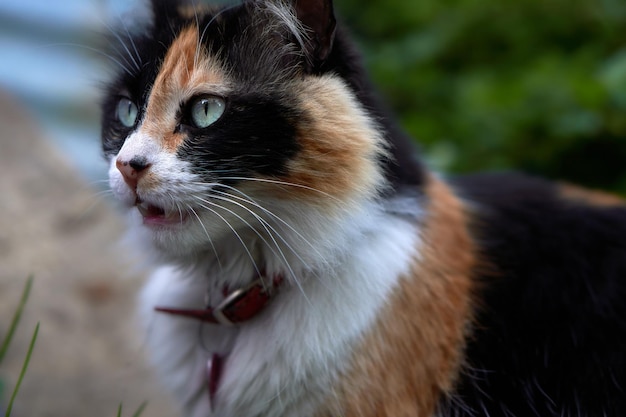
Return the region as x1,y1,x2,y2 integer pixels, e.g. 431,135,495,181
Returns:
447,172,626,415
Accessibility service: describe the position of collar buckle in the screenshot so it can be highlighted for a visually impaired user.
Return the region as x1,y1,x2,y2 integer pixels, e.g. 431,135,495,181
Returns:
211,276,273,326
155,273,282,326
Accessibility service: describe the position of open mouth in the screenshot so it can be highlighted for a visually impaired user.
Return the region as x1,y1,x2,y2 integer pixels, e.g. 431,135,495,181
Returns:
135,197,189,227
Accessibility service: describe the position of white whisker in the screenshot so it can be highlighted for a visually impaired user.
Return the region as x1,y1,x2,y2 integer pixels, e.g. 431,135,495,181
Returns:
88,178,112,186
191,0,201,68
76,188,116,219
188,205,223,271
206,193,310,271
192,199,262,279
220,176,340,202
105,22,141,72
181,180,333,275
194,195,310,304
195,196,272,249
192,197,279,289
175,201,184,224
118,18,143,71
196,3,242,65
90,188,115,200
209,190,315,272
210,185,328,264
40,42,136,76
95,10,143,72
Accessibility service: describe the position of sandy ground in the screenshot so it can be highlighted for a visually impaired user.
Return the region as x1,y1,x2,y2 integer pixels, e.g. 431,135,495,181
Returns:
0,91,176,416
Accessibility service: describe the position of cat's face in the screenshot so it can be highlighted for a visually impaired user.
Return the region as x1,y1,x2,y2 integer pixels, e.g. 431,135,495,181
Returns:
102,0,386,257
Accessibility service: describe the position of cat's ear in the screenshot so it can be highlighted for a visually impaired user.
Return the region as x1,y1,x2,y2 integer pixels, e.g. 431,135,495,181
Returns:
293,0,337,62
149,0,184,28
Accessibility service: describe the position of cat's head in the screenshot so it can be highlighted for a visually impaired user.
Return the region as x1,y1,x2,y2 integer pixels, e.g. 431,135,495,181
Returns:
102,0,392,258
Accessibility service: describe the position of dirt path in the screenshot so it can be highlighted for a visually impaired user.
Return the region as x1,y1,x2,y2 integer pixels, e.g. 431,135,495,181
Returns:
0,91,176,417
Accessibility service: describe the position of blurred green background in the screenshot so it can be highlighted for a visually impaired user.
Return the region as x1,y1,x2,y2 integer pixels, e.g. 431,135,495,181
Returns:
0,0,625,194
336,0,626,194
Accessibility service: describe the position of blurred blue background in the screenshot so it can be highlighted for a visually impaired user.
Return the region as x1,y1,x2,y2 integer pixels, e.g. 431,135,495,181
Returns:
1,0,626,193
0,0,145,185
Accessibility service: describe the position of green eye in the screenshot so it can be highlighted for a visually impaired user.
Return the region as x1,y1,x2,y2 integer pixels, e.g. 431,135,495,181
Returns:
116,97,138,128
190,96,225,128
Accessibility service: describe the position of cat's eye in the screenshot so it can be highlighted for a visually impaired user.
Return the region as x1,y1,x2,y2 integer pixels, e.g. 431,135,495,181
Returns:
190,96,225,128
116,97,138,128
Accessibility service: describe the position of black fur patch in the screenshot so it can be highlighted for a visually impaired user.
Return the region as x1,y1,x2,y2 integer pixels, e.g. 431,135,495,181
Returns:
442,173,626,416
101,6,187,157
102,3,304,180
101,0,426,193
177,92,300,181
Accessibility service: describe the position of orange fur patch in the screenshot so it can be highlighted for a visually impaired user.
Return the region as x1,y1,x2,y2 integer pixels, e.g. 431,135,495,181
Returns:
559,183,624,208
256,76,386,209
317,177,476,417
140,26,228,152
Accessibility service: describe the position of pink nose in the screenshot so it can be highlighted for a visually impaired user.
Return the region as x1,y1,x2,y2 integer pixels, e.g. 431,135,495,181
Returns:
116,157,151,191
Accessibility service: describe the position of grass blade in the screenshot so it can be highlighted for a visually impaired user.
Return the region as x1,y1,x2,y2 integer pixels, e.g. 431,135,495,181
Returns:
0,276,34,365
131,401,147,417
5,322,39,417
117,403,122,417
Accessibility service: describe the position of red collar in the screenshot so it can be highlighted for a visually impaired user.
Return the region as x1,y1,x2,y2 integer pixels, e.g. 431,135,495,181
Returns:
154,273,284,326
154,272,284,408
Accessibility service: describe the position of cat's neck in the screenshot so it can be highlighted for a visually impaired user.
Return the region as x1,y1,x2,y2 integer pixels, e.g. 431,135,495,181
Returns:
138,192,424,417
156,196,417,300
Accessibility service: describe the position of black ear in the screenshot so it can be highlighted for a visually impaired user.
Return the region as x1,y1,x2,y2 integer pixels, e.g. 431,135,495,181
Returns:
294,0,336,62
150,0,184,28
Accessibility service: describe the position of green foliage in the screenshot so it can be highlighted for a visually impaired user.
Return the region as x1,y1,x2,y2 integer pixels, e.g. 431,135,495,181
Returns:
0,276,38,417
336,0,626,193
0,277,33,364
0,276,145,417
116,402,148,417
5,324,39,417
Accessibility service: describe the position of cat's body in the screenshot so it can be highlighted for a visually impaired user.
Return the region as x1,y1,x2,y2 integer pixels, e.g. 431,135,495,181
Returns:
102,1,626,416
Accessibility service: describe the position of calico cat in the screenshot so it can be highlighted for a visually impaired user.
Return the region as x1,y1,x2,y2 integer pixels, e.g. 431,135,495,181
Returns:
101,0,626,416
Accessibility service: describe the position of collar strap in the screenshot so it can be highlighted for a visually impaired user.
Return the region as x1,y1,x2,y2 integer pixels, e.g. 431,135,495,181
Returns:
155,274,282,326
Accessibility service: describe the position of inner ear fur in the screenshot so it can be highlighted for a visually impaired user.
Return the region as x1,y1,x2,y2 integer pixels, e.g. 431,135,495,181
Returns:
293,0,337,62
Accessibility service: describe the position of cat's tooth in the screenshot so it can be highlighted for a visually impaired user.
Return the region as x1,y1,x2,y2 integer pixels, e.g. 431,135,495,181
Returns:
137,202,150,217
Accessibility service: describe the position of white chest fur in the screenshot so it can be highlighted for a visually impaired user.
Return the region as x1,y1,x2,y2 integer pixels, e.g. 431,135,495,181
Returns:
138,203,421,417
